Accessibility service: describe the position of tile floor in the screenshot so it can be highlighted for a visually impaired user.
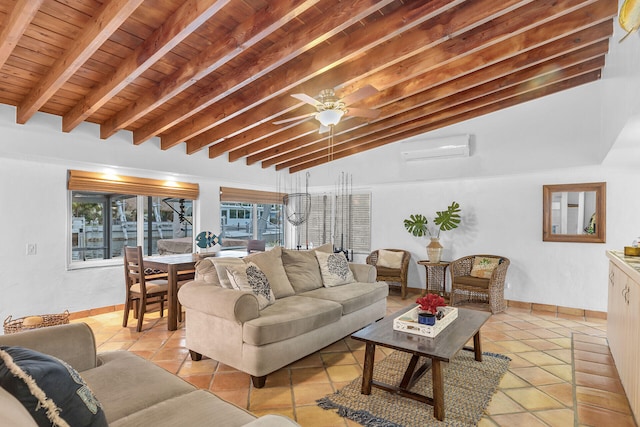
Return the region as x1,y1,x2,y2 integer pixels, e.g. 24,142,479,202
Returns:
72,292,636,427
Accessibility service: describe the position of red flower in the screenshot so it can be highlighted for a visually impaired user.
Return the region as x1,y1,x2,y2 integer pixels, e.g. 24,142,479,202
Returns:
416,293,446,314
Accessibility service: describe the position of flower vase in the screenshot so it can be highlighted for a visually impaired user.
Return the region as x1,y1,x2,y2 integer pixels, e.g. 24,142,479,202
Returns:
418,311,436,326
427,237,443,263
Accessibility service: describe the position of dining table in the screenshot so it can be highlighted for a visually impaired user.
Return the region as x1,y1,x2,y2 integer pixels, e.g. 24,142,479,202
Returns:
144,250,246,330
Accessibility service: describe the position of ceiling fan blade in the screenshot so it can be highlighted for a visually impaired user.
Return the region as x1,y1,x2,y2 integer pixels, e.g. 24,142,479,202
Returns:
291,93,320,106
340,84,378,106
273,113,314,125
345,107,381,119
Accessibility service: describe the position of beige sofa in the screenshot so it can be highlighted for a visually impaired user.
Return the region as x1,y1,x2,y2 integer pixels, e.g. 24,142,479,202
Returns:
178,246,388,388
0,323,299,427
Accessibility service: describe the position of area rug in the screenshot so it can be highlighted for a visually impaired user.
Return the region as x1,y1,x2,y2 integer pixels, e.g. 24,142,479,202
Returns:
317,349,510,427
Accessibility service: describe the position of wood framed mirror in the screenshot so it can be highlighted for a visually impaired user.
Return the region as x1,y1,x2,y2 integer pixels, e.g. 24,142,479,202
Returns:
543,182,606,243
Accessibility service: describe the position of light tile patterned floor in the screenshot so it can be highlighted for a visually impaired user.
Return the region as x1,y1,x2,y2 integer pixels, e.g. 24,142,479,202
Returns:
71,292,635,426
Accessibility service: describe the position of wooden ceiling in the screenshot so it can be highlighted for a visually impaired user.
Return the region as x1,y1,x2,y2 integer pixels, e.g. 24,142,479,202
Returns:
0,0,617,173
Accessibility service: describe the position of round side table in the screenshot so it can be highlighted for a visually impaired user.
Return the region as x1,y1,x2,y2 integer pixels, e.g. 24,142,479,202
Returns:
417,260,450,297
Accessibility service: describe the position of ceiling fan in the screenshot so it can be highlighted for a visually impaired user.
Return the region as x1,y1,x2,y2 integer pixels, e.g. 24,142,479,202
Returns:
274,85,381,133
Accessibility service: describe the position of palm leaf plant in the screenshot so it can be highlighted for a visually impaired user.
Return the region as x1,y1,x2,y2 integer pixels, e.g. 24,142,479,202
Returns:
404,201,461,238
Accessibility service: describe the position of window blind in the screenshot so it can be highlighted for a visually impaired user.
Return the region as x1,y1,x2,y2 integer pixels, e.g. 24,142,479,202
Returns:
219,186,284,205
67,170,199,199
303,192,371,252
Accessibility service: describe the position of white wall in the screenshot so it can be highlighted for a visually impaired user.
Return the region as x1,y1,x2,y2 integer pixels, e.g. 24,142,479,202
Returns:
358,164,640,312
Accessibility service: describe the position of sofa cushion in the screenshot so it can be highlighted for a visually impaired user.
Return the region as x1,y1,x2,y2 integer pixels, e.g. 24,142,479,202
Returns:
80,351,195,424
0,346,107,427
211,258,246,289
300,281,389,315
109,390,256,427
470,257,501,279
315,251,355,287
454,275,491,289
194,258,221,285
377,249,404,269
281,248,323,293
243,296,342,346
244,246,295,298
226,262,276,310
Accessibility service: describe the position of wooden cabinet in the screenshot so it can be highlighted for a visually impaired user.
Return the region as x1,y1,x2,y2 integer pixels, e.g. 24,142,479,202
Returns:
607,251,640,422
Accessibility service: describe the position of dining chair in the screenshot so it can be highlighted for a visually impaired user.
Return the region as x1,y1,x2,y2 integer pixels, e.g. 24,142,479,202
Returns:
123,246,169,332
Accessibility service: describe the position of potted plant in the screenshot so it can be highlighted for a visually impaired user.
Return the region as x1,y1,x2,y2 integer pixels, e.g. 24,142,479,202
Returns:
403,201,461,263
415,293,446,325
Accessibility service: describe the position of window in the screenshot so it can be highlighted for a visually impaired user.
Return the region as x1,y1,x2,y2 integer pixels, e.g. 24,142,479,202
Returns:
68,170,198,266
219,187,284,249
300,192,371,254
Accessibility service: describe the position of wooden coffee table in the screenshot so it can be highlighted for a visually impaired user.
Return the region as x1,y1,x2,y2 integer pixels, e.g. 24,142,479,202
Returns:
351,305,491,421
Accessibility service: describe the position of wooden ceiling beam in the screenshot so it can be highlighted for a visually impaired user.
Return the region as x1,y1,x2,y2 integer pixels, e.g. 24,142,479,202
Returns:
137,0,398,148
236,0,612,164
98,0,320,141
202,1,528,161
0,0,43,69
62,0,231,133
16,0,143,124
290,71,601,172
258,22,612,167
286,68,602,172
163,0,462,151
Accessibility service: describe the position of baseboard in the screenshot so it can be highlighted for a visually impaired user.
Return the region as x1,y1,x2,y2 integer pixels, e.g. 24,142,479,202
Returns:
506,300,606,320
405,286,607,320
68,304,125,321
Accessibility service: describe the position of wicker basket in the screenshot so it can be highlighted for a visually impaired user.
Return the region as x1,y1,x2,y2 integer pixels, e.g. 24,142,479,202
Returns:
3,310,70,334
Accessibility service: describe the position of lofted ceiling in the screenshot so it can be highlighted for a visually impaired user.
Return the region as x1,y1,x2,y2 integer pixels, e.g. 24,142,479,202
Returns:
0,0,618,173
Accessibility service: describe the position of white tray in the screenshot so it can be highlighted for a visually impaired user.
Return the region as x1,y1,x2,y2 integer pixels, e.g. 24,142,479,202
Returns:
393,306,458,338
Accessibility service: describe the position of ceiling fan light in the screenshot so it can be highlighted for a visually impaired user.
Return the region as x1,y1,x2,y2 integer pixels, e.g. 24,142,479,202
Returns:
315,109,344,127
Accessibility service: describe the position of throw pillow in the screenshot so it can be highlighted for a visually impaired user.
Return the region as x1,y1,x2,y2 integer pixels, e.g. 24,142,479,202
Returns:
470,257,501,279
315,251,355,287
281,248,324,293
0,346,107,427
377,249,404,269
194,258,221,285
226,262,276,310
244,246,295,298
211,258,246,289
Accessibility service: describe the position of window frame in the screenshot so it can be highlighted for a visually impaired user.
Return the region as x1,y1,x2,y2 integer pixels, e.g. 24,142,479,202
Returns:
67,170,199,270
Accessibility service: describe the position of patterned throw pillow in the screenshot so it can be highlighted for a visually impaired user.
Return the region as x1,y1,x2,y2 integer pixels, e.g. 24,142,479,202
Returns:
0,346,107,427
315,251,355,287
470,257,501,279
226,262,276,309
377,249,404,269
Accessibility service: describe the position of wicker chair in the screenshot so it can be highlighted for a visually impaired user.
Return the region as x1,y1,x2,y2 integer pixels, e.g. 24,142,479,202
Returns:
449,255,510,314
366,249,411,299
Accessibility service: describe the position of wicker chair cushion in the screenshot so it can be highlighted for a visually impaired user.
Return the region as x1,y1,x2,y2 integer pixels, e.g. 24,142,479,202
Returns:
375,265,402,277
130,281,168,294
470,257,501,279
453,275,491,289
377,250,404,269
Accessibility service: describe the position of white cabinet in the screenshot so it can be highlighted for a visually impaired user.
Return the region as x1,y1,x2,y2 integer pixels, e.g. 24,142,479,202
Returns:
607,251,640,422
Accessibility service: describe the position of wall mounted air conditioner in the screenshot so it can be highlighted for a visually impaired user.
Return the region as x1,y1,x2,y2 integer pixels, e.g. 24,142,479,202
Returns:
400,134,470,161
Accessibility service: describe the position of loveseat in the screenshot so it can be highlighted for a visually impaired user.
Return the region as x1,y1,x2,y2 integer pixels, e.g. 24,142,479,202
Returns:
178,245,388,387
0,323,299,426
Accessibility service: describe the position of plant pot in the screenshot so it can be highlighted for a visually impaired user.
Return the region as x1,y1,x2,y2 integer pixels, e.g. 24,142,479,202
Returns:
418,312,436,326
427,237,443,263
